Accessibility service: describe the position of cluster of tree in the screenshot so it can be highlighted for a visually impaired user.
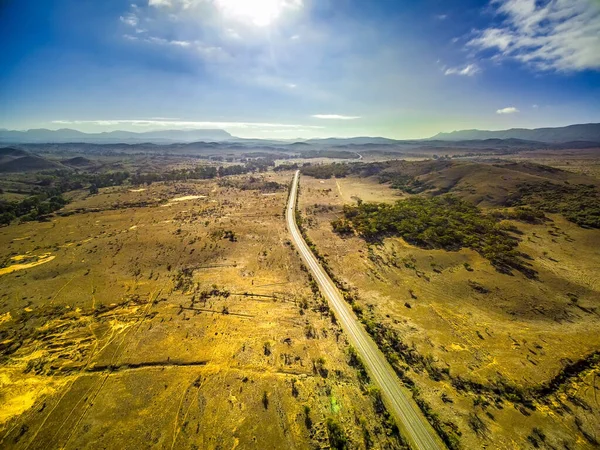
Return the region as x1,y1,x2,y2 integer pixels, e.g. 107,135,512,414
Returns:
507,181,600,228
299,150,359,159
130,160,275,186
299,161,397,179
130,166,218,185
0,168,136,224
242,158,276,172
489,206,547,224
0,193,67,225
218,176,284,192
301,160,429,193
332,195,536,277
377,173,428,194
34,170,129,194
86,171,130,189
34,170,131,196
273,163,299,172
240,152,292,160
300,163,352,179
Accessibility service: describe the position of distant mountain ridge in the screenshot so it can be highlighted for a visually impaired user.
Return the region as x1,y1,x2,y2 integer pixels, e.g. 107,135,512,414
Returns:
0,128,233,144
430,123,600,143
1,122,599,145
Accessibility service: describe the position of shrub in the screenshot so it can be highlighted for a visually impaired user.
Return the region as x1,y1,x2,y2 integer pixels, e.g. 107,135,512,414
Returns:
326,418,348,450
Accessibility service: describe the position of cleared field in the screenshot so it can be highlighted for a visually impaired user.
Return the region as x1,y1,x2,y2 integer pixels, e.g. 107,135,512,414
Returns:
298,173,600,449
0,174,405,449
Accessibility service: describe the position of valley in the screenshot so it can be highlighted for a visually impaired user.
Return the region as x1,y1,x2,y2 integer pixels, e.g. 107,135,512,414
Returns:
0,140,599,449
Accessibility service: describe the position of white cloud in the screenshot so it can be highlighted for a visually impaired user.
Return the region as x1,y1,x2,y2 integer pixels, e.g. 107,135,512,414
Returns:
444,63,481,76
435,14,448,20
149,0,172,7
496,106,519,114
146,36,191,46
468,0,600,72
311,114,361,120
125,34,204,49
224,28,241,40
120,13,139,27
52,119,324,129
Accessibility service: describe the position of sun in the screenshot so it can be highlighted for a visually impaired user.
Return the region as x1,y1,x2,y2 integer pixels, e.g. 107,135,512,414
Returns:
215,0,291,27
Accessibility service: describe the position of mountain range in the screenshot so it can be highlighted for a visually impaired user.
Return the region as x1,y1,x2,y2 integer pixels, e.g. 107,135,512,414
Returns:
0,123,598,145
430,123,600,143
0,128,233,144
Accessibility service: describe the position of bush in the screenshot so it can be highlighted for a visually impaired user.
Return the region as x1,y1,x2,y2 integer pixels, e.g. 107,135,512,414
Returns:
326,418,348,450
0,211,16,225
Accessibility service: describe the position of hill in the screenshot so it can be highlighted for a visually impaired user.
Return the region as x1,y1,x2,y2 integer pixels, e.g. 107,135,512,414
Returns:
0,147,31,165
0,147,30,158
0,155,65,172
60,156,95,168
301,159,599,209
430,123,600,143
304,137,400,146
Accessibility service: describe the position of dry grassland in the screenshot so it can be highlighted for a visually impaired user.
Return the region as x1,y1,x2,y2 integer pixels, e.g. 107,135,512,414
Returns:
0,174,404,449
299,174,600,449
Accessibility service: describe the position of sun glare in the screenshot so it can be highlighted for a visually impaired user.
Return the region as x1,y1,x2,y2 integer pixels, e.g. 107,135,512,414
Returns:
215,0,288,27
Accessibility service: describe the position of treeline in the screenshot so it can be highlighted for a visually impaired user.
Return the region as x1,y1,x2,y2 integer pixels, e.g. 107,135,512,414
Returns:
131,166,219,185
34,170,131,195
332,195,536,277
299,161,395,179
300,161,431,193
131,159,275,186
0,159,278,225
299,150,360,159
507,181,600,228
0,170,132,224
489,206,547,224
378,173,428,194
0,194,68,224
274,163,299,172
300,163,352,179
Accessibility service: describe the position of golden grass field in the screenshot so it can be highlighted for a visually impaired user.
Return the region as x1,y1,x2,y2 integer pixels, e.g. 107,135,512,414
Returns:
0,174,406,449
298,173,600,449
1,149,599,450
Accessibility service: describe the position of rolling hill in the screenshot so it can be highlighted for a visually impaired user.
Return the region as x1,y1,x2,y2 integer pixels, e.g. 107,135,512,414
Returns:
0,147,65,172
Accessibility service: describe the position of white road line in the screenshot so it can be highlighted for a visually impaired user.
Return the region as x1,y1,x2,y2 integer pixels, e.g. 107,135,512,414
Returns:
286,170,444,450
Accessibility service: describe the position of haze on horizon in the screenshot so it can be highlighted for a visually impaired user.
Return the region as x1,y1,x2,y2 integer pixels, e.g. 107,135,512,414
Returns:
1,0,599,139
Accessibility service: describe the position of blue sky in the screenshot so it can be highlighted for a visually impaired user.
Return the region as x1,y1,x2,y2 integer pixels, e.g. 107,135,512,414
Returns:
0,0,599,139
